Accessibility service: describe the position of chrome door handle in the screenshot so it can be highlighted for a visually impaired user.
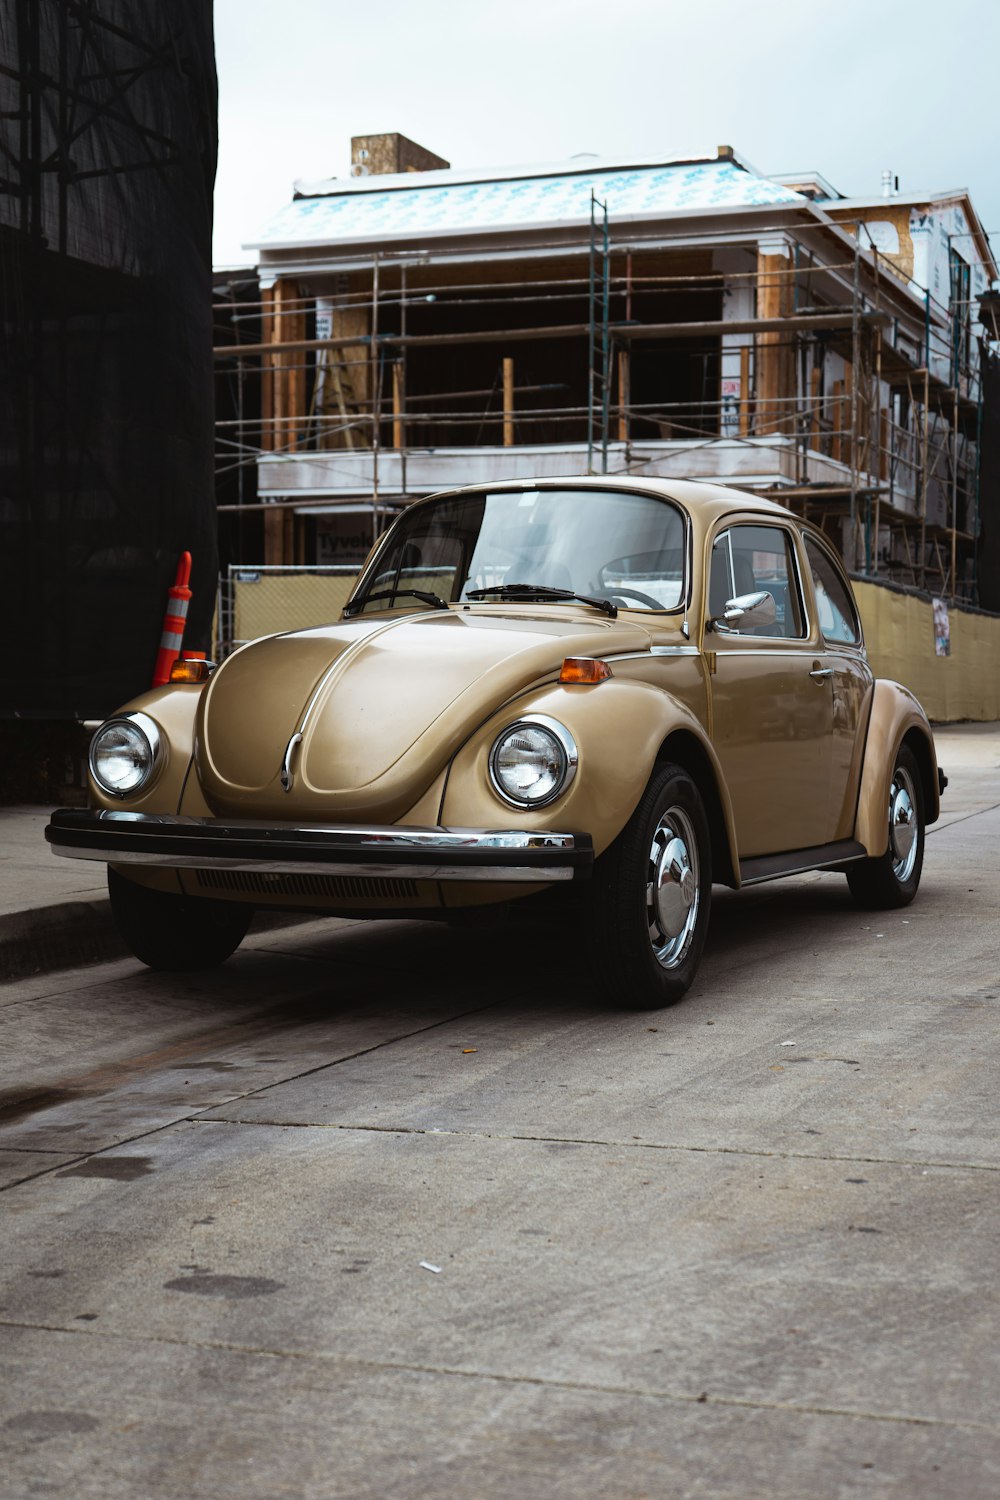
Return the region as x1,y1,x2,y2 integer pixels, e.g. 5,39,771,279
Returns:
809,667,833,682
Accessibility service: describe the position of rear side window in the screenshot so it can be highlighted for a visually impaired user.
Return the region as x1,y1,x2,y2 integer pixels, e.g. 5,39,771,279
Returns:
805,537,861,644
709,524,805,639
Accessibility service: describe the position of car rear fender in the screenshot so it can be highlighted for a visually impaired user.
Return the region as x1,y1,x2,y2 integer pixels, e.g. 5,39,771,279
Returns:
855,679,940,856
440,678,739,871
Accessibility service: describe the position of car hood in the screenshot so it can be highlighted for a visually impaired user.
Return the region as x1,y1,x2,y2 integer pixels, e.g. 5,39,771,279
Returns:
195,608,653,819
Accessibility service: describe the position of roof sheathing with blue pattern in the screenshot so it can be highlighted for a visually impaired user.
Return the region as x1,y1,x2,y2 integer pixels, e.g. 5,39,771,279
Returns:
253,158,805,250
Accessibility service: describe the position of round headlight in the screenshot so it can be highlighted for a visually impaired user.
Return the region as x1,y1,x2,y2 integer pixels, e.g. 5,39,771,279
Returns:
89,714,161,797
488,715,577,809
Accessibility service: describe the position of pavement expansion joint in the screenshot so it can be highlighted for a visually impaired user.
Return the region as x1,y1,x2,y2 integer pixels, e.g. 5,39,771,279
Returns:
927,799,1000,834
0,1110,221,1191
1,1315,992,1436
0,1144,82,1155
185,1116,1000,1172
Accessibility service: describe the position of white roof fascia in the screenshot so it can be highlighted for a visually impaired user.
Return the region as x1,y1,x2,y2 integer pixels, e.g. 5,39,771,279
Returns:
829,188,969,211
255,233,765,281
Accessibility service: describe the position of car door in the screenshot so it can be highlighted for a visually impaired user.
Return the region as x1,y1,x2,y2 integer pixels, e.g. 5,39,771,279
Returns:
801,532,874,840
707,520,836,858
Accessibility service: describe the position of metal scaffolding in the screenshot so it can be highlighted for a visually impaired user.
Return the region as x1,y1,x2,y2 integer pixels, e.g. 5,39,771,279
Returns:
213,213,993,603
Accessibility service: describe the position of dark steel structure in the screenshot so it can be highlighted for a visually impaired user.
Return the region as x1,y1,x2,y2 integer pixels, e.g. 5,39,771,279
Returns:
0,0,218,718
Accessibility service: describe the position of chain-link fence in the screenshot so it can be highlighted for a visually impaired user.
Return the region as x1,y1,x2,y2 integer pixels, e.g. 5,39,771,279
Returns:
216,565,359,657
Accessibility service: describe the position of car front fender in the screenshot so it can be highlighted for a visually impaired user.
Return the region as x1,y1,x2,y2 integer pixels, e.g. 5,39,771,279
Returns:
86,684,205,815
855,679,940,856
440,677,739,870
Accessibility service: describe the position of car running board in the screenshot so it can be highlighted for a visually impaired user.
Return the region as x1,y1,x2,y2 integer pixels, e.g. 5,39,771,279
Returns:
739,839,867,887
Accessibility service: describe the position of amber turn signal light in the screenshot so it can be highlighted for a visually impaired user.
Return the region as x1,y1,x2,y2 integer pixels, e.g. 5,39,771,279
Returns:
169,656,214,684
559,657,613,684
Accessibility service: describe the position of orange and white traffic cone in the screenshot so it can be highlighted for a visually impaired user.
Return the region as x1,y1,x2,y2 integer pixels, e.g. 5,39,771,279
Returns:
152,551,193,686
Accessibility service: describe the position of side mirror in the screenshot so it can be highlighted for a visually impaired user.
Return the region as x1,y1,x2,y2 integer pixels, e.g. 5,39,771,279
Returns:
711,589,777,633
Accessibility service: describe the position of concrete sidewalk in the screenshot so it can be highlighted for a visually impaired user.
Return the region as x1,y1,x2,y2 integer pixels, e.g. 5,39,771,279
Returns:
3,722,997,983
0,805,122,981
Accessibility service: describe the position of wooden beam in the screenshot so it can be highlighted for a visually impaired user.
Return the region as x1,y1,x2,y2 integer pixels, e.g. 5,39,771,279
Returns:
215,325,591,359
616,311,889,341
392,361,405,450
755,249,795,436
263,506,284,566
830,379,845,463
213,311,889,361
617,349,629,442
271,278,306,463
502,357,514,447
259,284,275,452
809,366,821,450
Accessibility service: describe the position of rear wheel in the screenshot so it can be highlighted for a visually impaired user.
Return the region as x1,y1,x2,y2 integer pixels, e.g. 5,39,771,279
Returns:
846,743,925,909
108,868,251,971
588,762,712,1009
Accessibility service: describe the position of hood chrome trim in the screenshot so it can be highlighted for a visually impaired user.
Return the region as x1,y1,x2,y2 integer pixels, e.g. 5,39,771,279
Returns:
280,732,303,792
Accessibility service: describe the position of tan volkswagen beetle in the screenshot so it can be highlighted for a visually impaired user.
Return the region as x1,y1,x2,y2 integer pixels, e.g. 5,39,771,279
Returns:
47,477,944,1008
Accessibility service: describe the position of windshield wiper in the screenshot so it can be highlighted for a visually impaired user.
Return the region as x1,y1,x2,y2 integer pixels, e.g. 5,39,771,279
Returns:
465,583,617,619
344,588,450,617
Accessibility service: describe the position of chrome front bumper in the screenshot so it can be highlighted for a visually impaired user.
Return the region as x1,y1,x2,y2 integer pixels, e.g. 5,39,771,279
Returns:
45,809,593,883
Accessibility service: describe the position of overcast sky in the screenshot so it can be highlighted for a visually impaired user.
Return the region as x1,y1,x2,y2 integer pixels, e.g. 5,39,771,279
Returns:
213,0,1000,271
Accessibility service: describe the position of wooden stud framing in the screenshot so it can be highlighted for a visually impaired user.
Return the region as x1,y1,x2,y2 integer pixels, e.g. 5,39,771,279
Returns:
617,349,629,442
739,345,751,437
830,379,845,464
502,358,514,447
392,361,405,450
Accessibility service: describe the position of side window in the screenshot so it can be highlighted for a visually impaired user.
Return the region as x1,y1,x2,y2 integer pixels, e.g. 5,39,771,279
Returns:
710,525,805,639
805,536,861,644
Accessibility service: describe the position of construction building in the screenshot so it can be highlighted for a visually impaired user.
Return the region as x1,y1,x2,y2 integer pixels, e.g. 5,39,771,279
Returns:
213,134,999,613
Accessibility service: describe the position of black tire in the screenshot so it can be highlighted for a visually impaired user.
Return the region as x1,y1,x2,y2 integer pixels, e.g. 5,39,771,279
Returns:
846,743,925,910
588,762,712,1009
108,868,251,971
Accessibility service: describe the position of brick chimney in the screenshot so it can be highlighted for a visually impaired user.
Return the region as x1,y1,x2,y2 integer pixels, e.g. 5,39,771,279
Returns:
351,133,450,177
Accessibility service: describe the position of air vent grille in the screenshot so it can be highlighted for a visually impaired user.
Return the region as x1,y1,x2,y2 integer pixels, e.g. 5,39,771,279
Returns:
195,869,420,902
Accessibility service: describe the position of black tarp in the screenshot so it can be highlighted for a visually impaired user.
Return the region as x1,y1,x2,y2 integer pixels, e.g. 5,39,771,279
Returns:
0,0,218,718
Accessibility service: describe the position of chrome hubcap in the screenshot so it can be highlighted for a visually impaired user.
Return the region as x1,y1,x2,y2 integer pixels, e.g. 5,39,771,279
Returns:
888,766,918,882
647,806,700,970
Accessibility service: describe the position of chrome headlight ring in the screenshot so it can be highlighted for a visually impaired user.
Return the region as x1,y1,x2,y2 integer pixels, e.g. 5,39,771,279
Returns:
488,713,578,810
89,712,163,799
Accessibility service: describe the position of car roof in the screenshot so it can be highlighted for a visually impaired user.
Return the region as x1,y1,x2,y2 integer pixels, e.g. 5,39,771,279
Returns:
417,474,796,529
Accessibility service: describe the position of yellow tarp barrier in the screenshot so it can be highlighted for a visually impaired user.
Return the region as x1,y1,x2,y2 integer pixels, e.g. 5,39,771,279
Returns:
854,580,1000,722
232,573,358,646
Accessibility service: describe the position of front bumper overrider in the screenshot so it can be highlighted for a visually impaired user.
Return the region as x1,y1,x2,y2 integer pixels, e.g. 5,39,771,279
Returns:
45,809,593,883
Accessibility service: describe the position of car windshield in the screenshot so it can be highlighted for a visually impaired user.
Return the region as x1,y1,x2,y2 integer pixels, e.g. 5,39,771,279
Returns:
349,488,687,615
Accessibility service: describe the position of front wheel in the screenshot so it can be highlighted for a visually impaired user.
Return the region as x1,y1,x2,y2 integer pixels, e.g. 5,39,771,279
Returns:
108,869,251,971
588,763,712,1009
846,744,925,909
